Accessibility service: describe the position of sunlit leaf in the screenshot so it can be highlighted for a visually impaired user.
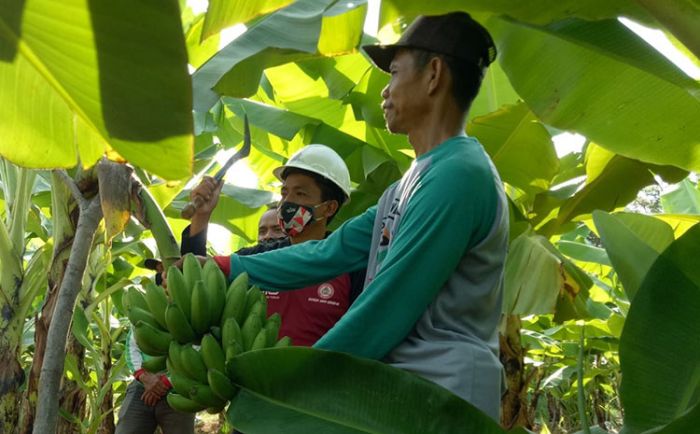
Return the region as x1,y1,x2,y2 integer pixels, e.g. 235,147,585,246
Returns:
0,0,193,180
193,0,366,109
594,211,675,301
378,0,650,30
491,17,700,172
185,14,220,69
318,1,367,56
661,179,700,214
202,0,294,40
468,102,559,194
538,145,686,235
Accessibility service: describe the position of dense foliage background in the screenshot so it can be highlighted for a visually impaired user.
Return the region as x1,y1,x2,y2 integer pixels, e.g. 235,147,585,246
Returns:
0,0,699,433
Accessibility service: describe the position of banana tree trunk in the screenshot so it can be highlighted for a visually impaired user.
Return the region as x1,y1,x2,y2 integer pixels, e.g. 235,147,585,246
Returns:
0,164,37,434
0,335,24,434
56,335,87,434
97,333,115,434
19,173,78,434
32,169,103,434
499,314,534,430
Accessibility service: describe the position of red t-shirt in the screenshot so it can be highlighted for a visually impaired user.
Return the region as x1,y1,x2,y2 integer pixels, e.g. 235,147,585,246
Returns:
264,273,352,347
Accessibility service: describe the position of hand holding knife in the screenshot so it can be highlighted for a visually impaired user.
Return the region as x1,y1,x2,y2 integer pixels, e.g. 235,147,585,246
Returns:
180,114,251,219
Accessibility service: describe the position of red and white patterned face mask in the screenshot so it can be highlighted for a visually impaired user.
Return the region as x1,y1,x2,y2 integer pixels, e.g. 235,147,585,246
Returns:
277,201,326,237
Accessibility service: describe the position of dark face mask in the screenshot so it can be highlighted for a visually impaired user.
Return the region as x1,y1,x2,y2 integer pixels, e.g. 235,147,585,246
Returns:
276,200,326,237
258,237,286,248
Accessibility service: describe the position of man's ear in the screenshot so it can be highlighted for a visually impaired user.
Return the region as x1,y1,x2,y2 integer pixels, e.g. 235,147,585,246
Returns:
426,56,445,95
324,200,339,219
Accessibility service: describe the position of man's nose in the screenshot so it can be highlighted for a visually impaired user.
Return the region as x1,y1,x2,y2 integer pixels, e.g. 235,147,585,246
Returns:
381,85,389,99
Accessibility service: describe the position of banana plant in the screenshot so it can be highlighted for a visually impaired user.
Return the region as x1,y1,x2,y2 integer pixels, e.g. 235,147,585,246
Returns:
0,161,49,434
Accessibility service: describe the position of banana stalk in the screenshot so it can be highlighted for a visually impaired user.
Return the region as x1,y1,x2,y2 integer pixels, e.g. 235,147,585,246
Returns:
134,180,180,268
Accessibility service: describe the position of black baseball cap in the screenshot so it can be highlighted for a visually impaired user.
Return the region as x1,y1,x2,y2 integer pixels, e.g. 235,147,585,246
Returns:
362,12,497,73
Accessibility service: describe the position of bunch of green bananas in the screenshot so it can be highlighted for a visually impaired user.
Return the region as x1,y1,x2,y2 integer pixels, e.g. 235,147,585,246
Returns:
124,253,291,413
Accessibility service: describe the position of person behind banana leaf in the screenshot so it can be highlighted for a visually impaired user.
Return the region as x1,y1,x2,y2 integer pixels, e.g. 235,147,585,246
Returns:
181,144,366,347
169,12,509,420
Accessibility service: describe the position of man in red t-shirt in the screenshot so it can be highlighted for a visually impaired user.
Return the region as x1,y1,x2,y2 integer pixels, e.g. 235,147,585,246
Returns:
181,144,364,346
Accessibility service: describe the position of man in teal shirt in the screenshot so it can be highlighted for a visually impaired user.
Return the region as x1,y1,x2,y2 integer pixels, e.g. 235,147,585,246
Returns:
200,12,507,420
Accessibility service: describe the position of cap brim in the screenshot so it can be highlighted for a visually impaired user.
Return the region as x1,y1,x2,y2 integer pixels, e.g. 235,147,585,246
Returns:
362,44,399,73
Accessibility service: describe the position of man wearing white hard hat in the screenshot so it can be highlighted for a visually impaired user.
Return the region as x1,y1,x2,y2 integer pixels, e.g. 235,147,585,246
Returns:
183,144,364,348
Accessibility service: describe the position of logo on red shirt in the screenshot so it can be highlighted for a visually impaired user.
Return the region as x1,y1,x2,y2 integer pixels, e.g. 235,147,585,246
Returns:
317,283,334,299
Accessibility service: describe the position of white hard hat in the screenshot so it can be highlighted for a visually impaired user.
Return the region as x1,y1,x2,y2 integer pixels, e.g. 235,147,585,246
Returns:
273,144,352,201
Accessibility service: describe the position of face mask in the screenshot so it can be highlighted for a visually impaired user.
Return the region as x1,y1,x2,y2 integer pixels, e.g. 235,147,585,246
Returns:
258,236,287,248
277,201,326,237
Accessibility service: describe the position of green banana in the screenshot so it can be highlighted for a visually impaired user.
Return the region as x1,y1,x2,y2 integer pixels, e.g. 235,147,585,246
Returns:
250,328,267,351
182,253,203,291
167,266,191,320
221,275,248,327
166,393,206,413
226,272,249,297
210,326,222,341
168,341,185,375
125,287,150,313
274,336,292,348
127,306,161,330
189,384,227,409
180,344,208,384
200,334,225,373
190,281,210,336
207,368,238,401
247,300,266,324
133,321,172,356
264,313,282,346
143,281,169,329
259,290,268,319
244,286,264,319
141,355,167,373
225,359,237,379
203,259,226,324
241,314,263,351
225,343,242,363
221,317,242,352
170,372,200,398
165,303,196,344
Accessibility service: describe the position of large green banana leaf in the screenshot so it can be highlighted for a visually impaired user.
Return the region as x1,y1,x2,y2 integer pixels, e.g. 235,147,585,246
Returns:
202,0,294,40
227,347,527,434
468,59,521,120
468,102,559,195
593,211,675,301
490,16,700,173
0,0,192,180
185,14,221,69
193,0,367,110
618,223,700,433
504,230,591,321
220,97,410,186
661,179,700,214
535,146,686,235
378,0,651,29
637,402,700,434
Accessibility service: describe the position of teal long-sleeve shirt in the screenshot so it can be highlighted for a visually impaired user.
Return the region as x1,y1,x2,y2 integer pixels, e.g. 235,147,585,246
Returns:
225,136,509,418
